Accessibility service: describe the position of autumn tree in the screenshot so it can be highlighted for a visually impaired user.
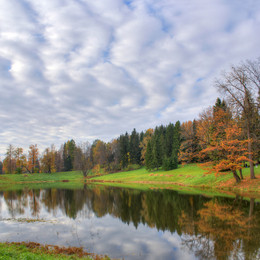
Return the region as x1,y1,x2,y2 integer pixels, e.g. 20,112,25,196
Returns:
179,121,194,163
200,109,249,183
92,140,107,167
0,161,3,174
14,147,27,174
140,128,154,165
215,58,260,179
106,139,121,172
74,142,92,177
3,144,16,174
41,145,56,173
54,145,64,172
28,144,40,173
180,120,200,163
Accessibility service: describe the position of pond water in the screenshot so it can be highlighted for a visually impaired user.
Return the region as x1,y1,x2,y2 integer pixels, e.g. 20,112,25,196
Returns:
0,186,259,260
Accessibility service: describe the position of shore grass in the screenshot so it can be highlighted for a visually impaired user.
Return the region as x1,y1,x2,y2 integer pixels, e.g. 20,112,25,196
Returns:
0,242,109,260
0,164,259,197
90,164,260,197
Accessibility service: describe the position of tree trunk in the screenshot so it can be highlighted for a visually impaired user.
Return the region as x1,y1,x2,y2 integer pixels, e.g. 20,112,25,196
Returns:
239,168,244,180
247,126,256,179
232,170,241,183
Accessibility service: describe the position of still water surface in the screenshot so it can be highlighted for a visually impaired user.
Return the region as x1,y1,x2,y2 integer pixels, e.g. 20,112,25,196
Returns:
0,186,259,260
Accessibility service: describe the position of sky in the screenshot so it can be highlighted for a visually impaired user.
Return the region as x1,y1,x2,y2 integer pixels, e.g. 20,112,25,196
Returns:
0,0,260,157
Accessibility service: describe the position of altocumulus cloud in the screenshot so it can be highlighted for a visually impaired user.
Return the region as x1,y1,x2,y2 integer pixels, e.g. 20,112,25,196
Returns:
0,0,260,155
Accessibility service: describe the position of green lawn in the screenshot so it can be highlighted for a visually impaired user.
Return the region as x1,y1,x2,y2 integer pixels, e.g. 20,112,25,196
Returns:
0,164,259,197
91,164,260,196
0,242,107,260
0,171,84,190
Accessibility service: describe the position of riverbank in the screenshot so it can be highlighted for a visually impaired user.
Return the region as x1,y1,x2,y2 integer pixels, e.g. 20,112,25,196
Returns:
90,164,260,197
0,242,109,259
0,164,259,197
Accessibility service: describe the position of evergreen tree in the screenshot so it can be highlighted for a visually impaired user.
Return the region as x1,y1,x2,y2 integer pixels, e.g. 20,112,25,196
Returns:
119,132,130,169
63,140,76,171
129,128,141,164
152,134,161,170
165,123,174,157
145,140,153,171
171,121,181,169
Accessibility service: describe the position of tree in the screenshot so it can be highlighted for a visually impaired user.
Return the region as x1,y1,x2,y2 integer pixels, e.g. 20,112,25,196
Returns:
171,121,181,169
92,140,107,167
41,145,56,173
28,144,40,173
179,121,194,164
54,145,64,172
145,140,153,171
74,142,92,177
165,123,174,157
140,128,154,165
129,128,141,164
119,133,130,169
106,139,121,172
215,58,260,179
0,160,3,174
63,140,76,171
200,110,249,183
3,144,16,174
14,147,27,174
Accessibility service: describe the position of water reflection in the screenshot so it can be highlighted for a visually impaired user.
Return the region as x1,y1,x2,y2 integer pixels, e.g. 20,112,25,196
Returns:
0,186,259,260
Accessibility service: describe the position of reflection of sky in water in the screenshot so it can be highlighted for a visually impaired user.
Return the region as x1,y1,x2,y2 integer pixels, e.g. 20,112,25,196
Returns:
0,196,195,260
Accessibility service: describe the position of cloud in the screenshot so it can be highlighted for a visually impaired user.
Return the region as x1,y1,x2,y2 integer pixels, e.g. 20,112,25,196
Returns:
0,0,260,155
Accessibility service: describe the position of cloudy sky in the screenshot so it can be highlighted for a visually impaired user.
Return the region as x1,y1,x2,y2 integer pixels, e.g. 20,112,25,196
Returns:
0,0,259,155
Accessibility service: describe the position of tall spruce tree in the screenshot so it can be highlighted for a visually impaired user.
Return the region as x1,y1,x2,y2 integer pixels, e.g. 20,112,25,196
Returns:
165,123,174,157
152,134,161,170
145,140,153,171
129,128,141,165
119,132,130,169
171,121,181,169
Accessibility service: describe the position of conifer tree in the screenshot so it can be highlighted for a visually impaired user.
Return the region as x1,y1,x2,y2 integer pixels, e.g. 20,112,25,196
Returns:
129,128,141,165
171,121,181,169
145,140,153,171
119,132,130,169
165,123,174,157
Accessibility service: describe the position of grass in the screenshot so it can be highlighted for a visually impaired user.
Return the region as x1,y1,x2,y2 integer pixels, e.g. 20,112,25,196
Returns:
0,171,85,190
90,164,260,197
0,164,259,197
0,242,109,260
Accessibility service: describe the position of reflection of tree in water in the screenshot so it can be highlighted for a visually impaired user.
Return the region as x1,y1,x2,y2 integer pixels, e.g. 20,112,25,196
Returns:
1,187,260,259
3,190,29,217
179,196,260,260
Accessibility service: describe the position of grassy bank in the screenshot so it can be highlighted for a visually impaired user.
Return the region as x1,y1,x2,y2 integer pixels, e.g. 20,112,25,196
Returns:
0,171,85,190
0,242,109,260
0,164,259,197
90,164,260,197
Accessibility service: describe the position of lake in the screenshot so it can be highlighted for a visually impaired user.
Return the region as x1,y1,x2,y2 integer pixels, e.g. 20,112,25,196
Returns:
0,185,259,260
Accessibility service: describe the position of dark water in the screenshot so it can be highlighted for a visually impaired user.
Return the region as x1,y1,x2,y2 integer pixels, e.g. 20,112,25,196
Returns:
0,186,259,260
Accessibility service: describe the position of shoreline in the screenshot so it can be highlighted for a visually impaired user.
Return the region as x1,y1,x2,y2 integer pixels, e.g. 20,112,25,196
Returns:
0,164,259,198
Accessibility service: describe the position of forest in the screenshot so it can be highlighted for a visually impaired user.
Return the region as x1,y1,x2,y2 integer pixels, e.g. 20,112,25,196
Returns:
1,58,259,183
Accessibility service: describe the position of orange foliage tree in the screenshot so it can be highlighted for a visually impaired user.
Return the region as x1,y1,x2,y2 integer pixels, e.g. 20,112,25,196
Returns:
28,144,39,173
200,109,250,183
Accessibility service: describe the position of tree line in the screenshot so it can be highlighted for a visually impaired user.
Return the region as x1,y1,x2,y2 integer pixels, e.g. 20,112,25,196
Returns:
0,57,259,182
